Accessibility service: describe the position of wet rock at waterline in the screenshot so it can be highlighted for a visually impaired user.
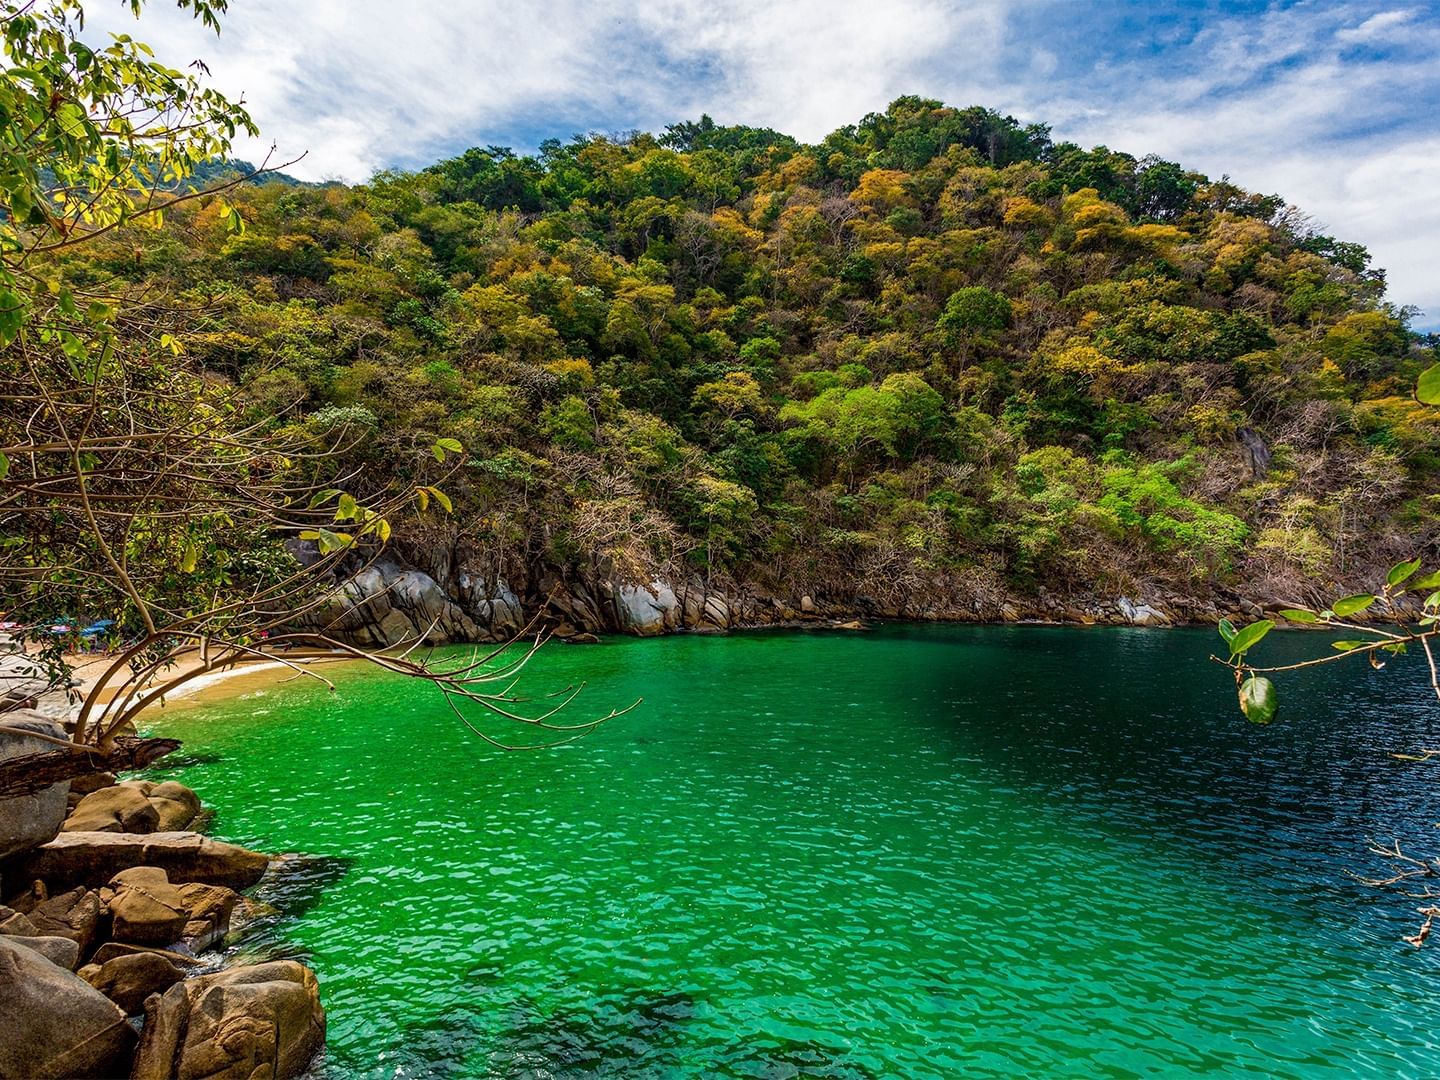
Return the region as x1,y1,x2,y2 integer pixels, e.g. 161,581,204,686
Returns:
89,940,202,968
63,779,201,834
0,712,70,860
0,935,136,1079
1117,597,1172,627
13,830,269,891
104,866,191,946
175,880,239,951
132,960,326,1080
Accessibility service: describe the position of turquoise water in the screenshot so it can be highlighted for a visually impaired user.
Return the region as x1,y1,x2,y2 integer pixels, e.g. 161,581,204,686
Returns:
151,625,1440,1077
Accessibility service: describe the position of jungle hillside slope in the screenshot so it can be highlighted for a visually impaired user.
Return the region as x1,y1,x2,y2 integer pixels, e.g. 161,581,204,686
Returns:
69,97,1440,635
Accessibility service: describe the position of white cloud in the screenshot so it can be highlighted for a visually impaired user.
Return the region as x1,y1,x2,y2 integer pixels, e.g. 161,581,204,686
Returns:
1336,7,1419,43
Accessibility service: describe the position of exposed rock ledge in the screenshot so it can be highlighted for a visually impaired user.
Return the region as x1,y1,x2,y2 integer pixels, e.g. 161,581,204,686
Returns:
292,551,1307,648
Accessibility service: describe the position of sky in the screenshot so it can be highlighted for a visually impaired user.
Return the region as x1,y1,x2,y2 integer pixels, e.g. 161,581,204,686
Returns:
91,0,1440,328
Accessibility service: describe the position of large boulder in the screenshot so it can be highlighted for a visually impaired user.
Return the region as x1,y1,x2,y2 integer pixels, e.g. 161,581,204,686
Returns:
1117,597,1171,627
105,866,190,946
613,581,680,636
0,711,70,860
175,881,238,952
26,886,102,952
0,935,137,1079
7,931,80,969
132,961,326,1080
137,781,202,831
13,830,269,890
0,903,39,935
63,779,201,833
80,950,186,1015
64,782,160,833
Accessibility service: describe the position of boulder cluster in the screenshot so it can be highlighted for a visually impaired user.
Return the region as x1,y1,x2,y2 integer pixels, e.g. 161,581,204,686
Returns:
0,714,325,1080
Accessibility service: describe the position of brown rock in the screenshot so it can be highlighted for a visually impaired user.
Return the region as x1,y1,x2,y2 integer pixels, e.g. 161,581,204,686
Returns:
0,903,40,936
107,866,189,946
132,961,326,1080
137,780,201,831
64,783,160,833
27,886,102,952
81,950,185,1015
175,881,238,952
69,771,117,797
8,932,80,969
14,830,270,890
0,935,136,1079
90,940,202,968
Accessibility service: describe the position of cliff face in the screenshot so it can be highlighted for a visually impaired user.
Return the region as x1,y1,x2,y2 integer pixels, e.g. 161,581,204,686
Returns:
292,547,1319,646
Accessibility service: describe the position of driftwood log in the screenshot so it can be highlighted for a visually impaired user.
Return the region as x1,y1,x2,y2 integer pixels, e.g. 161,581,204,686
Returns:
0,737,180,799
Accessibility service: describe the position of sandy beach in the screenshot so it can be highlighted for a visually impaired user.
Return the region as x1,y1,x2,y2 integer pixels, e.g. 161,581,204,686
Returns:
58,651,360,719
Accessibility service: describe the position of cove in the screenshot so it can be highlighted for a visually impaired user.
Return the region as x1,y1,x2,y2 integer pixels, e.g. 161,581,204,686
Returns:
149,624,1440,1078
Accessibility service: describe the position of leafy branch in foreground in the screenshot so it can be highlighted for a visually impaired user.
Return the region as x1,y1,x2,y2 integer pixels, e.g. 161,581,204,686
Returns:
0,0,623,795
1211,556,1440,726
1210,363,1440,943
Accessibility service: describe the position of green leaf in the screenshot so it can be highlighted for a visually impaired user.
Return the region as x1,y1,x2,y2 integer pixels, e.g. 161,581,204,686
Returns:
1412,572,1440,591
0,451,8,481
335,493,357,522
315,528,352,554
1331,640,1368,651
1227,619,1274,657
306,488,340,509
1331,594,1376,618
1239,676,1278,725
424,486,453,514
1418,363,1440,405
1278,608,1318,624
1218,618,1237,645
179,543,197,573
1388,559,1422,589
431,437,464,462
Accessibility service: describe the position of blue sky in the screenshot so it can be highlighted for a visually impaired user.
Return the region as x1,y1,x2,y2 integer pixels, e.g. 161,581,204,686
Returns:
97,0,1440,327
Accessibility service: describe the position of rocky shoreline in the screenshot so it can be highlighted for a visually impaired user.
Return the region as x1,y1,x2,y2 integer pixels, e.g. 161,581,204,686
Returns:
297,551,1353,648
0,714,325,1080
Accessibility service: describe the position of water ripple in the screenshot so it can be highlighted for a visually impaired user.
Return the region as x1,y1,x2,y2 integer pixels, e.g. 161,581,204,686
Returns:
155,625,1440,1078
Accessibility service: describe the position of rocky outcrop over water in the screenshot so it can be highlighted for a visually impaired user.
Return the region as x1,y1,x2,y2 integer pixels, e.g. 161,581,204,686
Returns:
0,768,327,1080
15,829,270,892
291,546,1310,647
132,961,326,1080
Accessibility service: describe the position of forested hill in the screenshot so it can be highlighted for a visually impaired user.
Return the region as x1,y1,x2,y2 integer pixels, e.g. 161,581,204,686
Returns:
92,97,1439,614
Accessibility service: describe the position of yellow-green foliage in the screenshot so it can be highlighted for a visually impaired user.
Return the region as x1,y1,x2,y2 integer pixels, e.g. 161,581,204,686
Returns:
61,96,1434,591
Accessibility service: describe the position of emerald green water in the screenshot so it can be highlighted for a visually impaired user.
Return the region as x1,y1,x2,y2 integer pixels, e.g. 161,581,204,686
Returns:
151,625,1440,1077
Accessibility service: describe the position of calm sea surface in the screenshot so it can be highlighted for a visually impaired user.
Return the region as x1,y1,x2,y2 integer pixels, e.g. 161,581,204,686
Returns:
151,624,1440,1077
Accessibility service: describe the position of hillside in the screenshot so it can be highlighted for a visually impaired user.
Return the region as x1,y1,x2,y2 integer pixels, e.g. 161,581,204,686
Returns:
69,96,1440,630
